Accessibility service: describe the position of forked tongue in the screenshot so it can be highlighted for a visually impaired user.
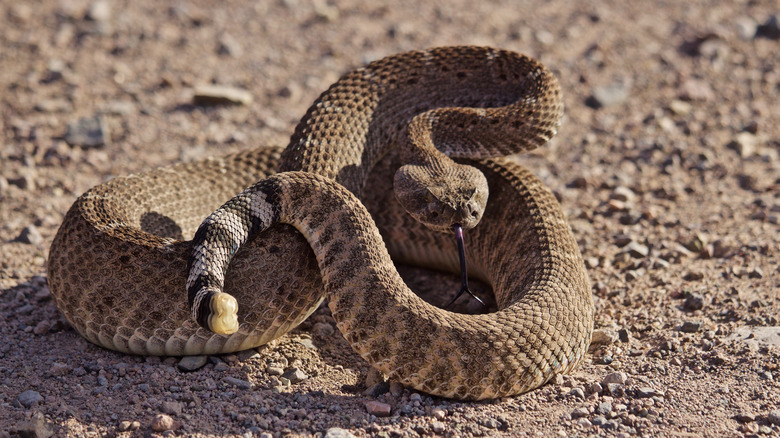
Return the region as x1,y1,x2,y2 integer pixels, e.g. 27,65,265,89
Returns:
444,224,485,308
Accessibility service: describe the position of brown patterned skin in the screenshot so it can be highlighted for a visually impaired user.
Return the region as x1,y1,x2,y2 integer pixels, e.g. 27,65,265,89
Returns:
185,47,591,399
48,148,326,355
48,46,593,399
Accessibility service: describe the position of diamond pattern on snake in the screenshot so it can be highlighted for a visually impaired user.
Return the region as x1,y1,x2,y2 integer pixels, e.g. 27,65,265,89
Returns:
48,46,593,400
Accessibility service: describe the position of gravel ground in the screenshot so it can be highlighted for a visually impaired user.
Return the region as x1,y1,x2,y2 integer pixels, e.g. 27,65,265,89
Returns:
2,0,779,437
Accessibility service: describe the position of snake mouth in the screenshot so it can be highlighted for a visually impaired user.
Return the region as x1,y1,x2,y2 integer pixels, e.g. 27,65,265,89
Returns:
443,224,485,309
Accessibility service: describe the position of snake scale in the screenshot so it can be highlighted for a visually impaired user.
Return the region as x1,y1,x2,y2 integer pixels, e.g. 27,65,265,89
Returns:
48,46,593,400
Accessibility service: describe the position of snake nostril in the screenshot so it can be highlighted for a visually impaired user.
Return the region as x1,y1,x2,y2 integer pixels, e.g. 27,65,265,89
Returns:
464,202,479,219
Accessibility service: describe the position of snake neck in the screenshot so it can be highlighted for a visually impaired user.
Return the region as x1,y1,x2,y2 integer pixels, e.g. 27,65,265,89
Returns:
278,46,564,197
278,46,563,233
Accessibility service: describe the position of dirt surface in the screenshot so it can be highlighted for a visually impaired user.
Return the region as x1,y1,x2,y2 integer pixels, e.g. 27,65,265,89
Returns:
2,0,779,437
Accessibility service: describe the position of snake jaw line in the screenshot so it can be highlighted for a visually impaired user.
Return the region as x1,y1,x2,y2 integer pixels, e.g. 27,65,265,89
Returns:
208,292,239,335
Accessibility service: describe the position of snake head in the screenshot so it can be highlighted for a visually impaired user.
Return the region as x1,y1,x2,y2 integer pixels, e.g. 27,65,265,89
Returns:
394,162,489,233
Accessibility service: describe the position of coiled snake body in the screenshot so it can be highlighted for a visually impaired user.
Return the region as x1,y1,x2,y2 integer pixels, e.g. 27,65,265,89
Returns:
48,47,593,400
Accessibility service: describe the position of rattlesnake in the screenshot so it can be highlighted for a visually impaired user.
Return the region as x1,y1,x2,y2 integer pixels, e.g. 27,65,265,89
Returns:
48,46,593,400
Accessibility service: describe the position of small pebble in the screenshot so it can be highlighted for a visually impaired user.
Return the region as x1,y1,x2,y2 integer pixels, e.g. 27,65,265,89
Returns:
736,412,755,423
735,16,758,40
614,234,633,247
574,417,592,428
34,98,72,113
748,267,764,279
680,321,702,333
217,33,243,57
365,400,392,417
683,293,705,311
363,382,390,398
669,99,692,115
17,390,44,408
597,401,613,415
364,368,385,388
267,365,284,376
767,409,780,426
105,100,135,115
151,414,175,432
33,320,51,335
635,387,658,398
49,362,71,376
431,421,446,433
237,349,261,361
678,79,714,101
389,381,404,397
591,329,618,347
224,376,252,389
8,172,36,191
741,423,759,434
728,132,758,158
281,368,308,384
568,176,588,189
296,338,316,349
683,271,704,281
432,407,446,420
602,372,627,385
313,322,335,337
585,257,600,268
44,59,66,82
178,355,207,372
64,115,109,147
314,2,340,21
480,417,501,429
16,412,53,438
757,14,780,39
9,3,32,23
324,428,356,438
610,186,636,203
118,420,141,431
17,226,43,245
571,407,590,419
587,82,630,108
87,1,112,22
533,29,554,45
193,85,253,106
622,242,650,258
161,401,183,416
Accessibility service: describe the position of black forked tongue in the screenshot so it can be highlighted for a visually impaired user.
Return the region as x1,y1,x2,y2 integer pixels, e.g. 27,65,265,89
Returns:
444,224,486,309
